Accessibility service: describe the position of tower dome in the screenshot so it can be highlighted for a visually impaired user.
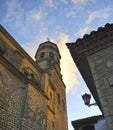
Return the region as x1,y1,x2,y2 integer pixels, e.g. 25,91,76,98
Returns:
35,41,61,72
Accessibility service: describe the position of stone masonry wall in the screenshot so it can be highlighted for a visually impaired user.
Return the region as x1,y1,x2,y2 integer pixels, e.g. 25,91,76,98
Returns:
0,61,48,130
87,45,113,130
22,84,47,130
0,64,27,130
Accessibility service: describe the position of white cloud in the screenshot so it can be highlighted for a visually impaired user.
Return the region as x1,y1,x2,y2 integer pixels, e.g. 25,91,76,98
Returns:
67,10,76,18
58,33,79,93
4,0,24,24
45,0,55,8
28,9,47,21
76,26,89,37
61,0,68,4
85,7,111,25
71,0,93,5
75,7,112,38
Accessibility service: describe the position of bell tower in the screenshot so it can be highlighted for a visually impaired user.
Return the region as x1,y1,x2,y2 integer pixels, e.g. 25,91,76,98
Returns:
35,40,61,73
35,40,68,130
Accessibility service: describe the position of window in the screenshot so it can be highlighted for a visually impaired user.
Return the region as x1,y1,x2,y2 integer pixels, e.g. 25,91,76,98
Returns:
40,52,45,58
52,121,54,128
49,52,54,58
108,75,113,87
57,93,60,104
23,70,29,78
30,73,35,81
0,39,6,55
50,92,52,100
13,51,23,68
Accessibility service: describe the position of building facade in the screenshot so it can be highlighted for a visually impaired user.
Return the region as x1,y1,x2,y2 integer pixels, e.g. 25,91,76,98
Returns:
72,115,108,130
0,25,68,130
67,23,113,130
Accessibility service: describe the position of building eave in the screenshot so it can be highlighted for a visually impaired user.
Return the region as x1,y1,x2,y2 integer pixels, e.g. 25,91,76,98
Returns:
66,23,113,112
72,115,104,130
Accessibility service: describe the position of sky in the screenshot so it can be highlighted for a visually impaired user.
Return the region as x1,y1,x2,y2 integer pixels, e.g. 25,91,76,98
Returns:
0,0,113,130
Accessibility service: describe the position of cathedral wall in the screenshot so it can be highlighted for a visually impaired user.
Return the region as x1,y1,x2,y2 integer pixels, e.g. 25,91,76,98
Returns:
47,109,55,130
54,72,68,130
22,84,47,130
0,26,68,130
0,64,27,130
0,29,48,130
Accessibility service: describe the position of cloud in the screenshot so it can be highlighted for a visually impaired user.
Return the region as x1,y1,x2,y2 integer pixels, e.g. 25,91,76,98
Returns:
57,33,79,93
75,7,112,38
44,0,56,8
76,26,89,37
61,0,68,4
66,9,76,18
71,0,93,5
28,8,47,21
4,0,24,25
85,7,111,25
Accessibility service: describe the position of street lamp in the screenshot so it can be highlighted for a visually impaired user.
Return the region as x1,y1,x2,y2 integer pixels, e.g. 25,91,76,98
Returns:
82,93,97,107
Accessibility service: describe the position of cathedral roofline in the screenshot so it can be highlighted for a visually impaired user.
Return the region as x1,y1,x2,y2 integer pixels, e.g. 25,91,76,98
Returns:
0,24,42,72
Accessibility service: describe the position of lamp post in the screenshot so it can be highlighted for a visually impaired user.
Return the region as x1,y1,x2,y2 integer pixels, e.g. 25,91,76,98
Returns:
82,93,97,107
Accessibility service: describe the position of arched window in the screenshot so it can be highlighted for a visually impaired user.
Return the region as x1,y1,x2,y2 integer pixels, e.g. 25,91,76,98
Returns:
49,52,54,58
50,92,52,100
52,121,54,128
40,52,45,58
24,71,28,77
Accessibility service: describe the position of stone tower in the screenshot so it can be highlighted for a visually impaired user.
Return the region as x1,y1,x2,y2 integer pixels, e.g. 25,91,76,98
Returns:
35,40,68,130
67,23,113,130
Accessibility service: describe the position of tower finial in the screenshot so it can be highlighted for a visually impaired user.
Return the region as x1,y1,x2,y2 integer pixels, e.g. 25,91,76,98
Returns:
47,37,50,41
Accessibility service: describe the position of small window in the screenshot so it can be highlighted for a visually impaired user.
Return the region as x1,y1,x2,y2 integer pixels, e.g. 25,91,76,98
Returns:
52,121,54,128
30,73,35,81
57,93,60,104
40,52,45,58
24,71,28,77
49,52,54,58
50,92,52,100
0,39,6,55
108,75,113,87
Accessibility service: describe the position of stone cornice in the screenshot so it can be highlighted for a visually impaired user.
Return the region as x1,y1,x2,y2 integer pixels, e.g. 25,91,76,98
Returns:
0,55,48,100
0,24,42,72
67,23,113,55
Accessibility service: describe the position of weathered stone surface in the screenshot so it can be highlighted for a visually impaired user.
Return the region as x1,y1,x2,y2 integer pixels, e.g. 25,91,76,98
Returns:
0,25,68,130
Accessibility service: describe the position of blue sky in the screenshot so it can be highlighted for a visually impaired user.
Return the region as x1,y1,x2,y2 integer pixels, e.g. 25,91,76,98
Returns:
0,0,113,130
